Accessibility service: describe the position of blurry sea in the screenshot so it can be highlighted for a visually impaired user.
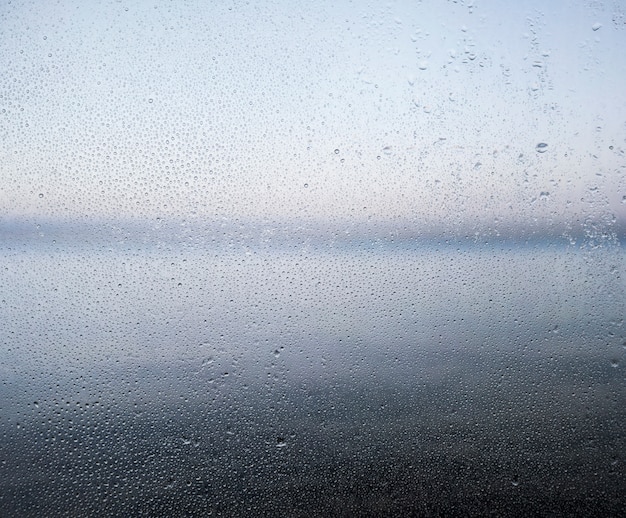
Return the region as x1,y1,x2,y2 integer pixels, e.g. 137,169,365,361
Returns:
1,222,624,516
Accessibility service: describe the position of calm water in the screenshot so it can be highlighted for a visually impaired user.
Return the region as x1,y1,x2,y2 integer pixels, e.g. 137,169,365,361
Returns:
1,233,624,516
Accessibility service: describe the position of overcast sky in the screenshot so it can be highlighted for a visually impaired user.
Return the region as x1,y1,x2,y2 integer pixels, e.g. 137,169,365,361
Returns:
1,0,625,233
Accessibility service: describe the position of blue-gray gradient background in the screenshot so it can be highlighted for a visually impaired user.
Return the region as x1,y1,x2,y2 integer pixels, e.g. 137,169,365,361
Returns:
1,0,625,516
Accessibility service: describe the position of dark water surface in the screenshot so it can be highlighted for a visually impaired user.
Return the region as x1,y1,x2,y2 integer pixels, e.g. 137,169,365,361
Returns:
1,237,624,516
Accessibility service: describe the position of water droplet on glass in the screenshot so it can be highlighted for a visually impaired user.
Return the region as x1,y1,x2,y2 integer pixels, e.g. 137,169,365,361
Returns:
276,437,287,448
334,148,340,154
418,61,429,70
536,143,548,153
592,22,602,31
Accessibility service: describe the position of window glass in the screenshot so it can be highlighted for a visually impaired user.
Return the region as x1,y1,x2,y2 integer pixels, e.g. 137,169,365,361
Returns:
1,1,624,515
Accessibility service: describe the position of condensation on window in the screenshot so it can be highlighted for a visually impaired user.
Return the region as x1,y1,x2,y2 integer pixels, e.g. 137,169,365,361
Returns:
0,1,624,516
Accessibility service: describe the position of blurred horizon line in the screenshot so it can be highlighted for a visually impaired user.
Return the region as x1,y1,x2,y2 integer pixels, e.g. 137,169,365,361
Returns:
1,215,623,249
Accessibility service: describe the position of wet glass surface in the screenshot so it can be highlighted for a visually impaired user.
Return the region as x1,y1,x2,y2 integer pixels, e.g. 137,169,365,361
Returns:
1,1,624,516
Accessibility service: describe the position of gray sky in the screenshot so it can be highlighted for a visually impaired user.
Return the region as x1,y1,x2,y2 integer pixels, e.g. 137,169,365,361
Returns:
1,0,625,232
